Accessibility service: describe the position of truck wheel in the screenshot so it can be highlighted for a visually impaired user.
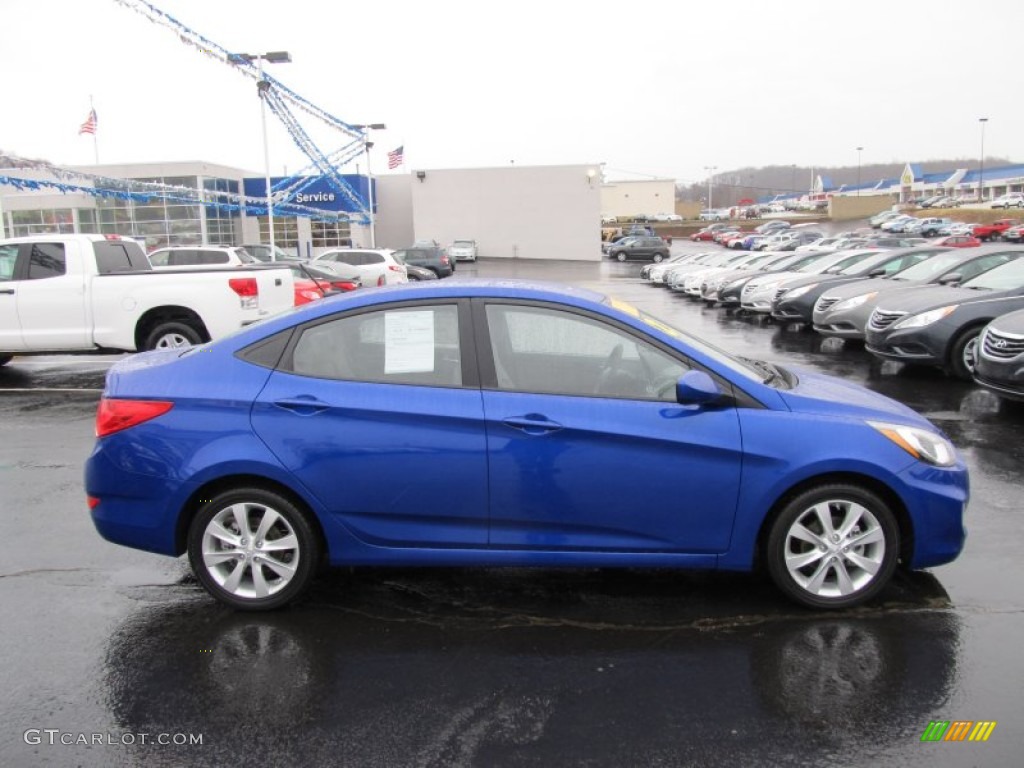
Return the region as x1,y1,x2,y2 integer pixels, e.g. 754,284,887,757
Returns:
145,321,203,351
0,354,12,367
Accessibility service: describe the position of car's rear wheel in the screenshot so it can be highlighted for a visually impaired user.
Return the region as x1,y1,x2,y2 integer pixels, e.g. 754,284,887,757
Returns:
653,253,664,263
144,321,203,350
188,487,320,610
766,484,898,609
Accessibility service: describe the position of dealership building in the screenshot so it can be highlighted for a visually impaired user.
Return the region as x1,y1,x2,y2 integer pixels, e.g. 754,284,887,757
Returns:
0,160,605,261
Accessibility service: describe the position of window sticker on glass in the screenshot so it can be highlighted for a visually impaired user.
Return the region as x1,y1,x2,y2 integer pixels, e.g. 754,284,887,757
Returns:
385,310,435,374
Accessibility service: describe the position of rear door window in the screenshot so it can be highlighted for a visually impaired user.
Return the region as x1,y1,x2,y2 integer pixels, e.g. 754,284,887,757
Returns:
27,243,66,279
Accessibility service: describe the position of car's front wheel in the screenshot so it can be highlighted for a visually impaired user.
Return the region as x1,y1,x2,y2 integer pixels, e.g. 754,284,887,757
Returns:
653,253,664,263
616,253,627,262
766,484,898,609
188,487,320,610
949,325,983,380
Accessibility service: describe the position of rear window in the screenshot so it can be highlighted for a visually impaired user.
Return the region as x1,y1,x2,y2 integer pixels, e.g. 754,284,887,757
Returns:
94,240,151,273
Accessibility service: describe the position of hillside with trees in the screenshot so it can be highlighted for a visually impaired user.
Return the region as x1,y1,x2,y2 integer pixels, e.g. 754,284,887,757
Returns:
678,158,1017,205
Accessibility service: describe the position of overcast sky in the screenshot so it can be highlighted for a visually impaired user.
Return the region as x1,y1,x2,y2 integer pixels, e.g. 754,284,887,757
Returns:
3,0,1022,184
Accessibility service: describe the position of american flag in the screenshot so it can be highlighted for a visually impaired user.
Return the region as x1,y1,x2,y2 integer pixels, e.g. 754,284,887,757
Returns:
79,108,98,136
387,145,404,170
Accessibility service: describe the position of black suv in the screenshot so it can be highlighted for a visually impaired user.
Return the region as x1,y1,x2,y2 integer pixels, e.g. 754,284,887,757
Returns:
393,246,454,278
606,236,670,263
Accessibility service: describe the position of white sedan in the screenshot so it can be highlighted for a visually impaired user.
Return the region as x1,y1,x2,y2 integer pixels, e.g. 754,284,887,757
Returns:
310,248,408,287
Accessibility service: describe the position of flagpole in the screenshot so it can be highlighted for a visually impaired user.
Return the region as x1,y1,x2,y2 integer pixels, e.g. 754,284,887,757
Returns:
90,95,99,165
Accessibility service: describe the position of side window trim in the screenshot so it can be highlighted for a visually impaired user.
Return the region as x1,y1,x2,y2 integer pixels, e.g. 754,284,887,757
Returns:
471,297,754,405
277,298,479,389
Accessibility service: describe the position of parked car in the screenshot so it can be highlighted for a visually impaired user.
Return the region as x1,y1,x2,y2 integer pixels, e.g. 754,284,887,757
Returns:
404,264,440,281
653,213,683,222
699,210,728,221
606,236,670,262
933,235,981,248
292,277,327,306
990,193,1024,209
289,263,362,293
974,308,1024,400
390,245,455,278
310,248,409,286
148,246,258,268
242,243,305,263
865,252,1024,379
771,247,946,325
812,247,1021,340
972,219,1021,241
447,239,478,262
85,279,968,611
913,218,954,237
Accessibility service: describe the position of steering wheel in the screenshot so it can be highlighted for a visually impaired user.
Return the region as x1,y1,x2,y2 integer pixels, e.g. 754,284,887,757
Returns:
595,344,640,396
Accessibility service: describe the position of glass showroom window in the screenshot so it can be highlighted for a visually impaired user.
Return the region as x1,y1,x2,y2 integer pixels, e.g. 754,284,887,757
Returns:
258,216,298,252
312,219,352,248
9,209,75,236
77,209,99,234
203,177,241,246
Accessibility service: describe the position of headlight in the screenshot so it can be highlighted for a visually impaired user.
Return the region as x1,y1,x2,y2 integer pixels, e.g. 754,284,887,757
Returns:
893,305,957,330
782,282,820,300
868,421,956,467
831,292,879,312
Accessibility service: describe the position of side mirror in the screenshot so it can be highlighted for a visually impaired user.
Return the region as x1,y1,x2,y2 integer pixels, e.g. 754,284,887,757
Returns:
868,267,888,277
676,370,722,405
938,272,962,285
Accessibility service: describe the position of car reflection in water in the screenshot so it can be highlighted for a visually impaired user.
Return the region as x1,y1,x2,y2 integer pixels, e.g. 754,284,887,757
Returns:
102,569,958,765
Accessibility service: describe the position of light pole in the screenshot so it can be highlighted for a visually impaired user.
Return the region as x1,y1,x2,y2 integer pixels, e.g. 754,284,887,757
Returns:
978,117,989,203
352,123,386,247
237,51,291,252
856,146,863,196
704,165,717,210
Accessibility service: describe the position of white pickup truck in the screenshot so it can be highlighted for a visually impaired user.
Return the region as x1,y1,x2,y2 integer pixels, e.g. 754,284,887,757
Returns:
0,234,294,366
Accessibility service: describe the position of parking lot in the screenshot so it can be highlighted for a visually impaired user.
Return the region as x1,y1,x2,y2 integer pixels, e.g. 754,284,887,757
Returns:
1,247,1021,766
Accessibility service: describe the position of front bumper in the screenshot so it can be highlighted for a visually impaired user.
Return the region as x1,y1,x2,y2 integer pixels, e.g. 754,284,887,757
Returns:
865,326,947,367
974,355,1024,400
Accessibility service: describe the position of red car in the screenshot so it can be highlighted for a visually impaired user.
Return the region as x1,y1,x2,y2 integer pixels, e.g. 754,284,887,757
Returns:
293,277,327,306
690,224,733,241
933,235,981,248
972,219,1021,241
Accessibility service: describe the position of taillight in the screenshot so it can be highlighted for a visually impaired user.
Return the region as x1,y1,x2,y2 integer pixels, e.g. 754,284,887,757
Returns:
377,274,386,286
229,277,259,309
334,281,358,292
87,496,100,509
441,256,450,265
388,265,404,272
95,398,173,437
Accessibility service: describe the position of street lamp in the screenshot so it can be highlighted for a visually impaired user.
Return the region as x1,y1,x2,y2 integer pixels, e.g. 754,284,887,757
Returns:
237,50,291,252
704,165,717,210
856,146,864,196
352,123,386,247
978,117,989,203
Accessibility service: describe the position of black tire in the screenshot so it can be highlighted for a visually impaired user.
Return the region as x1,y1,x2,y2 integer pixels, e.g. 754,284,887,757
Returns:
766,484,899,609
616,253,626,262
187,487,320,611
653,253,664,263
144,321,203,351
0,354,12,367
948,325,983,381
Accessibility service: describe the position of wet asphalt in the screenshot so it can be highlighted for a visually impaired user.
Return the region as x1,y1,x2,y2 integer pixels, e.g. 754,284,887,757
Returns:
1,245,1021,767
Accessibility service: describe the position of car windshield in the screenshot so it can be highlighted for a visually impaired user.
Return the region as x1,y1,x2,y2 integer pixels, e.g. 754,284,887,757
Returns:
961,256,1024,291
890,252,967,281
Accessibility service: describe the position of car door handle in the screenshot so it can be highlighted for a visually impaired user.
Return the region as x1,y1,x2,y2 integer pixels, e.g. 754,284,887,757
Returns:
502,415,563,435
0,288,14,295
273,396,331,415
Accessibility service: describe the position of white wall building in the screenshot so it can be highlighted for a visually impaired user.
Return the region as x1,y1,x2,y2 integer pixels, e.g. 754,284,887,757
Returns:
599,179,677,220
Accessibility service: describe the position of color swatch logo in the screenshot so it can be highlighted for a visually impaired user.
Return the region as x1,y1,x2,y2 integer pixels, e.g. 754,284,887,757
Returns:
921,721,997,742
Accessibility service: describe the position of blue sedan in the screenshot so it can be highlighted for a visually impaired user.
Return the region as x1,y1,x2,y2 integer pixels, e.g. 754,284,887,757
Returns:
85,279,968,611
